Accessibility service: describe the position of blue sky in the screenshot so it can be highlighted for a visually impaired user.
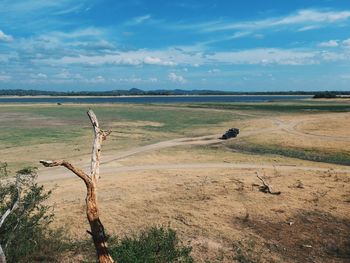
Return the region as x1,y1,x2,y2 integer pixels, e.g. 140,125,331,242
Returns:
0,0,350,91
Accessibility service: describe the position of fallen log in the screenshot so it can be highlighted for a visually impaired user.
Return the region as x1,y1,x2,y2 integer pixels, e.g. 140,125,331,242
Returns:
256,172,281,195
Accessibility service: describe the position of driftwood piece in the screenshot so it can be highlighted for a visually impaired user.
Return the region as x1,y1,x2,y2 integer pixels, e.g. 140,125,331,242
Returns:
0,176,21,263
40,110,114,263
256,172,281,195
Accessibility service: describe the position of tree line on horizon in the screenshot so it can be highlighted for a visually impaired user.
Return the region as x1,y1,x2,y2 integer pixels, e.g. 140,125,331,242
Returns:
1,88,349,97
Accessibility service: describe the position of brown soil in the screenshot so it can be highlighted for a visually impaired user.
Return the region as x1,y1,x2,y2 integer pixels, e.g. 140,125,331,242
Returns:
3,106,350,262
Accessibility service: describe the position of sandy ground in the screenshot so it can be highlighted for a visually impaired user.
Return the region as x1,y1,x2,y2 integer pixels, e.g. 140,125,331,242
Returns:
34,111,350,263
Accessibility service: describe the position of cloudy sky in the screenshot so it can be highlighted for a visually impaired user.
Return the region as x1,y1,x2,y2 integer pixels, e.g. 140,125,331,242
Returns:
0,0,350,91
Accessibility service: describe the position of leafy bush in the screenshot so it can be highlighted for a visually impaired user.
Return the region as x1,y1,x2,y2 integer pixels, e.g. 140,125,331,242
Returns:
0,167,66,263
109,226,193,263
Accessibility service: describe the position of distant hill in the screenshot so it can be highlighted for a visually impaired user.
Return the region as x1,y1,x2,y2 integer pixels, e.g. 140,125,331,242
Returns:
0,89,349,96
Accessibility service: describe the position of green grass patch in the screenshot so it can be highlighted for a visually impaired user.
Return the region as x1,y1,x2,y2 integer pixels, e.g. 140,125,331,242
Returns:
0,105,238,136
185,102,350,113
229,142,350,166
0,127,84,147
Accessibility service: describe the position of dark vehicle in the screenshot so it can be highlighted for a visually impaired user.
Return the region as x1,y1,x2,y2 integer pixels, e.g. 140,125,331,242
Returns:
221,128,239,139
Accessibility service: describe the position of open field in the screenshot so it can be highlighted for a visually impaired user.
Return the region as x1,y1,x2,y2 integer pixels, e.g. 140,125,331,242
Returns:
1,100,350,262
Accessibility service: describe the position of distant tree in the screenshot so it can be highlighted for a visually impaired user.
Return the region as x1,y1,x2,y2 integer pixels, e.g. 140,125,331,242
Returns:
313,91,337,99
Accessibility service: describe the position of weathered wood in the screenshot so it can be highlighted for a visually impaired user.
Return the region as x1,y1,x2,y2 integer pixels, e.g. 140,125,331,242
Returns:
39,160,91,185
87,109,111,183
0,245,6,263
256,172,281,195
40,110,114,263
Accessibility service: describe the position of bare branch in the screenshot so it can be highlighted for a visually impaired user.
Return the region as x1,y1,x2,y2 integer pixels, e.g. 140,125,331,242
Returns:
0,245,6,263
102,130,112,141
0,176,20,228
256,172,281,195
256,173,268,188
0,176,21,263
40,160,91,185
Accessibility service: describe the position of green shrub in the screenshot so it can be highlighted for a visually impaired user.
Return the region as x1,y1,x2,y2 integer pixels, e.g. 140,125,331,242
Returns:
0,167,66,263
109,226,193,263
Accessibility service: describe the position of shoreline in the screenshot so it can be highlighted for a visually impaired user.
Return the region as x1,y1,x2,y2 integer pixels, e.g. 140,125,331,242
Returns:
0,94,313,99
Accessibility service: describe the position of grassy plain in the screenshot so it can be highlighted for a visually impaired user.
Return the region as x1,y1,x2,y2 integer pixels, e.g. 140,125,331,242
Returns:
1,100,350,262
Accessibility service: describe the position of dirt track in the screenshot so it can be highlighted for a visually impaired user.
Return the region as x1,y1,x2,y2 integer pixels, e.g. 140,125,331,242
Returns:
278,119,350,142
37,116,350,183
38,161,350,183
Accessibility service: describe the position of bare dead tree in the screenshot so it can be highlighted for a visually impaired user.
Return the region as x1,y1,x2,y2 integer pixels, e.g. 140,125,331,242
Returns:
256,172,281,195
0,176,20,263
40,110,114,263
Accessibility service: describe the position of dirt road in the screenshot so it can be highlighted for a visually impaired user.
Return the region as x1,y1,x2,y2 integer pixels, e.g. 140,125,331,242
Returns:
37,116,350,183
37,161,350,183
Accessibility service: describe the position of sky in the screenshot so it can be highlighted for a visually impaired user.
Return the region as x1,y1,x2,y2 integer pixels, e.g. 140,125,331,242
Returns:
0,0,350,91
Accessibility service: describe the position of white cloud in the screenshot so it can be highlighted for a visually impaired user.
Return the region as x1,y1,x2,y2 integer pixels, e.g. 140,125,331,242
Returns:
128,14,152,25
0,1,74,13
0,0,88,32
207,48,318,65
50,27,103,39
343,38,350,47
30,73,47,79
0,73,11,81
117,77,158,83
53,4,84,15
297,25,320,32
168,72,187,84
318,40,339,47
180,9,350,33
208,68,221,73
320,51,350,61
254,34,264,39
33,44,350,68
273,9,350,25
88,76,105,83
38,51,177,67
231,31,251,39
340,74,350,79
143,56,176,66
148,77,158,83
0,30,13,42
54,70,82,80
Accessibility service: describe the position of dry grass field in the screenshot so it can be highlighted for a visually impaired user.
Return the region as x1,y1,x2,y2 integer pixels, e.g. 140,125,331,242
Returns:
1,101,350,262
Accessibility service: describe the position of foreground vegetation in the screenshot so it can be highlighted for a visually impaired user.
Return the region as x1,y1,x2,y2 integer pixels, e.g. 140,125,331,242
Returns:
0,166,65,263
0,164,193,263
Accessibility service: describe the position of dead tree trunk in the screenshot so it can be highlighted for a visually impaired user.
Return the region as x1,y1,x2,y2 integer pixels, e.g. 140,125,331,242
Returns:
40,110,114,263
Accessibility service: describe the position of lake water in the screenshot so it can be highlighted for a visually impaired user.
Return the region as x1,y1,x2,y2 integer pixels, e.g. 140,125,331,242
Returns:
0,95,312,104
